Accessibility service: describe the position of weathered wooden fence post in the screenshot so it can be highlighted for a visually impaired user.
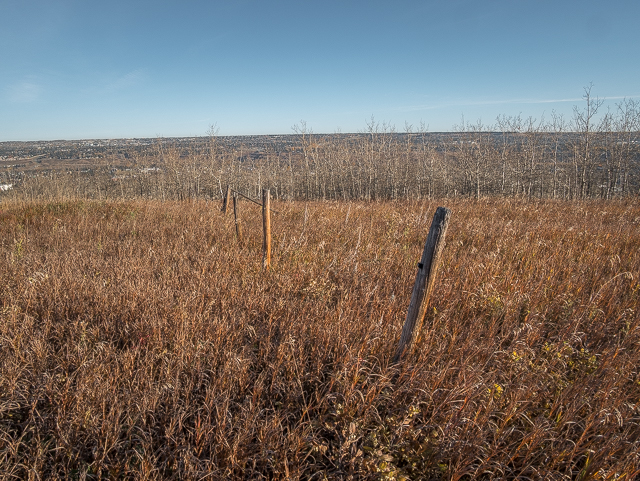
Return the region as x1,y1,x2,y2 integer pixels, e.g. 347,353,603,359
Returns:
222,184,231,214
233,193,243,243
393,206,451,363
262,189,271,269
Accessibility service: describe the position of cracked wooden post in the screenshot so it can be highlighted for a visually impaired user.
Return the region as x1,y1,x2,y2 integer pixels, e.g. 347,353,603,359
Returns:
233,193,242,244
262,189,271,269
222,184,231,214
393,206,451,363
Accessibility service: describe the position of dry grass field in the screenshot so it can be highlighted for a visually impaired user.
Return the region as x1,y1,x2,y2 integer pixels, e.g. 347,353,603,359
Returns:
1,198,639,479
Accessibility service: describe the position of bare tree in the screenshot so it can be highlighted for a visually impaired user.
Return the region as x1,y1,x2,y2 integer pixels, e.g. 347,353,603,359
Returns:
572,84,605,198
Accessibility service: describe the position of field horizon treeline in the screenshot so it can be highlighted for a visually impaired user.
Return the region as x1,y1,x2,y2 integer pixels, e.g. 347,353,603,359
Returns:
2,91,639,203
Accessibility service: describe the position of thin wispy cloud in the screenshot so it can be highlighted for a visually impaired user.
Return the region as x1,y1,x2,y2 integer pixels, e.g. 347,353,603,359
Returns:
82,69,147,96
5,81,43,103
399,95,640,112
104,69,146,93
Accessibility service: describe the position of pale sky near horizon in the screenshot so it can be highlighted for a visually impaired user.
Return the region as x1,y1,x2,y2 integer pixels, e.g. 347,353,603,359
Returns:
2,0,639,141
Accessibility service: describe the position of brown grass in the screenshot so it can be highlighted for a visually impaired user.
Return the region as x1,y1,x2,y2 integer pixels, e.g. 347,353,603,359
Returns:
1,198,639,480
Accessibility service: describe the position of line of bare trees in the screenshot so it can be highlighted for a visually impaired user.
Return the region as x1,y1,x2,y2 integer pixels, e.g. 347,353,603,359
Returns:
4,89,639,202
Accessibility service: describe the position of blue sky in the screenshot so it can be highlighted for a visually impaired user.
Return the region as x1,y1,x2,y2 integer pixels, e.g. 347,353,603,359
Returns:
2,0,639,140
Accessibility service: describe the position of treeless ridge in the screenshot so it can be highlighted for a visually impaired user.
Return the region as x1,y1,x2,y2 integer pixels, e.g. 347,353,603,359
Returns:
1,198,639,479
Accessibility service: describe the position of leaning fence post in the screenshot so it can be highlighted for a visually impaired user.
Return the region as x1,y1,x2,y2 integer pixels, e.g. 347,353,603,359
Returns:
233,193,243,243
262,189,271,269
393,206,451,363
222,184,231,214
